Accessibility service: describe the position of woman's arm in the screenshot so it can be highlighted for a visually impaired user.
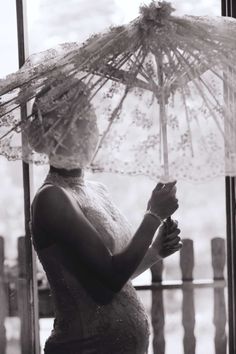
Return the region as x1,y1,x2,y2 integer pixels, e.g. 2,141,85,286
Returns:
131,246,162,279
131,220,182,279
32,182,178,293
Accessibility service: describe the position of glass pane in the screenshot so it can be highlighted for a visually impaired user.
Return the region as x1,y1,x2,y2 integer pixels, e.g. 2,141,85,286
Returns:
27,1,224,353
1,1,226,353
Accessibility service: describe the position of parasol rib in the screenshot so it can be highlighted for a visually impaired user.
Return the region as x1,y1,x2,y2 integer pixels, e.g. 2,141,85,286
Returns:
156,53,169,179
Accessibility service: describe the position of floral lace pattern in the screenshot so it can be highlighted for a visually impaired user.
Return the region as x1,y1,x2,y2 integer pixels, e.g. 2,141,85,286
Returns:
1,1,236,181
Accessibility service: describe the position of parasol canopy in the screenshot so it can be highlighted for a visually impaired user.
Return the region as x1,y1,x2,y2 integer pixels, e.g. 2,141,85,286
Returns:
0,1,236,182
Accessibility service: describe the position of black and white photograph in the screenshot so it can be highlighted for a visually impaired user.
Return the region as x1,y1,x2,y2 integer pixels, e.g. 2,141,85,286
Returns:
0,0,235,353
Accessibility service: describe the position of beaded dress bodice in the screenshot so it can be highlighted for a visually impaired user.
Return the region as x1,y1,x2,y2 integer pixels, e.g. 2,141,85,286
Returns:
32,171,150,354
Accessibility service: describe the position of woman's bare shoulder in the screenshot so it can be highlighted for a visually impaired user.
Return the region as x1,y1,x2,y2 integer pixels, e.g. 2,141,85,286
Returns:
32,184,77,222
33,184,66,206
31,183,88,242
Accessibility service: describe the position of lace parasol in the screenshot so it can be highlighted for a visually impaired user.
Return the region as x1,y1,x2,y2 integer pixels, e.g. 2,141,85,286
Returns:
1,1,236,181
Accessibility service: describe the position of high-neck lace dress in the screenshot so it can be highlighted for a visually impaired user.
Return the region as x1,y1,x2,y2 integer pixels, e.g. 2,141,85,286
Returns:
31,171,150,354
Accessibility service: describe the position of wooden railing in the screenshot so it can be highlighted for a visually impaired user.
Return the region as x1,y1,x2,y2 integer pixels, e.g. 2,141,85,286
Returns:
0,236,227,354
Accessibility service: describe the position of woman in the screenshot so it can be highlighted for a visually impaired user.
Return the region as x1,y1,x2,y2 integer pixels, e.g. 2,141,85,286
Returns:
30,80,181,354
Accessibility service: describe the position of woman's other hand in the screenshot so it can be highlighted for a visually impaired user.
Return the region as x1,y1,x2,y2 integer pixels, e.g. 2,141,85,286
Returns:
147,181,178,220
151,218,182,258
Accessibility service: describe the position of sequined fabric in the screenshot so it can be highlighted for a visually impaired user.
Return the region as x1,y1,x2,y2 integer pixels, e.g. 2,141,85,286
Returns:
33,171,150,354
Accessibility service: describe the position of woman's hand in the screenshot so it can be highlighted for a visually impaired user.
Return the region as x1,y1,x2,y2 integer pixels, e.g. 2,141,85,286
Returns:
151,218,182,258
147,181,178,220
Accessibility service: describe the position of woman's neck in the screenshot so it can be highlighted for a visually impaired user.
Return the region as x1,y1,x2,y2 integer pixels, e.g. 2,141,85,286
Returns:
49,165,83,178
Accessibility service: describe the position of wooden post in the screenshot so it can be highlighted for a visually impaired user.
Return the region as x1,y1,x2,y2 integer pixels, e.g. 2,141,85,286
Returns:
0,236,6,354
151,260,165,354
17,236,31,354
18,236,40,354
212,238,227,354
180,239,196,354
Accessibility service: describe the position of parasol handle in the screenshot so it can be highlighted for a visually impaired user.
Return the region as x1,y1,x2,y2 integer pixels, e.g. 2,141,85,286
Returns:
166,216,172,229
